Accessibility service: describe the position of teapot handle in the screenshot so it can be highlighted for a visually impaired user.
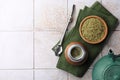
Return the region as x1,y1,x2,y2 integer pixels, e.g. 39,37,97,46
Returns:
108,49,120,62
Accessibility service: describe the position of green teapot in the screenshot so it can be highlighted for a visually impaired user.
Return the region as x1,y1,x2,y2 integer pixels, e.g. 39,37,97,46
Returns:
92,49,120,80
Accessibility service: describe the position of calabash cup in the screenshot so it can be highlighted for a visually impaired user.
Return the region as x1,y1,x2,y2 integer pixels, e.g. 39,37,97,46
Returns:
65,42,88,65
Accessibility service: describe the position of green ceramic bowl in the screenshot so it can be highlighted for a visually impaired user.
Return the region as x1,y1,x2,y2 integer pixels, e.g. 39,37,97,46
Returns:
92,49,120,80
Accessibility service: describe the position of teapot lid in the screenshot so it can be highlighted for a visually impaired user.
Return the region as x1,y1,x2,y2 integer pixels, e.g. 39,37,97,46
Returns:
104,65,120,80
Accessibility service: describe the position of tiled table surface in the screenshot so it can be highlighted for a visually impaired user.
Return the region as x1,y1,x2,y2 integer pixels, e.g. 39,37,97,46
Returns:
0,0,120,80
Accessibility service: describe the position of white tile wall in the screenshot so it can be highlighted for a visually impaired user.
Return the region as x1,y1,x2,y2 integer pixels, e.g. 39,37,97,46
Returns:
0,0,33,31
0,32,33,69
35,69,67,80
35,31,60,68
0,70,33,80
0,0,119,80
34,0,67,32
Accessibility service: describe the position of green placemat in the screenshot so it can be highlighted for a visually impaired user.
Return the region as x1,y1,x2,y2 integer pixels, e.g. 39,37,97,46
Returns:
53,1,118,77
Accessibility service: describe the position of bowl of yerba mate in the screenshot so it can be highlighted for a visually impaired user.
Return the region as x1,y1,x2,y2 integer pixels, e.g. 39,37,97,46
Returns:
79,15,108,44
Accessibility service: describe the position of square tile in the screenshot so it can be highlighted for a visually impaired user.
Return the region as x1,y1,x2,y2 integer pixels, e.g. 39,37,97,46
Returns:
35,69,67,80
0,0,33,31
67,0,102,30
102,31,120,56
35,0,67,32
68,69,92,80
0,70,33,80
102,0,120,30
35,31,62,68
0,32,33,69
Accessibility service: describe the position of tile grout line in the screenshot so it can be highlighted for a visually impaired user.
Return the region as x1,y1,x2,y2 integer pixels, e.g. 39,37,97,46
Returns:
0,68,58,70
33,0,35,80
0,69,33,70
99,0,102,4
67,0,68,22
34,68,58,70
67,73,69,80
0,30,33,32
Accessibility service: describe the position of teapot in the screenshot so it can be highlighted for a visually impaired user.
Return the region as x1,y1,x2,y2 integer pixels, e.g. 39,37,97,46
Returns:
92,49,120,80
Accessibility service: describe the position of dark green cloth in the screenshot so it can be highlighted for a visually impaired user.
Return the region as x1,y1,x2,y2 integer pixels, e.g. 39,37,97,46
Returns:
52,1,118,77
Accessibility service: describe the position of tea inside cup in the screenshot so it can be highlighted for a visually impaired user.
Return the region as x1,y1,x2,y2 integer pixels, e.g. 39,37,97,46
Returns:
71,46,83,59
65,42,88,65
68,44,86,62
